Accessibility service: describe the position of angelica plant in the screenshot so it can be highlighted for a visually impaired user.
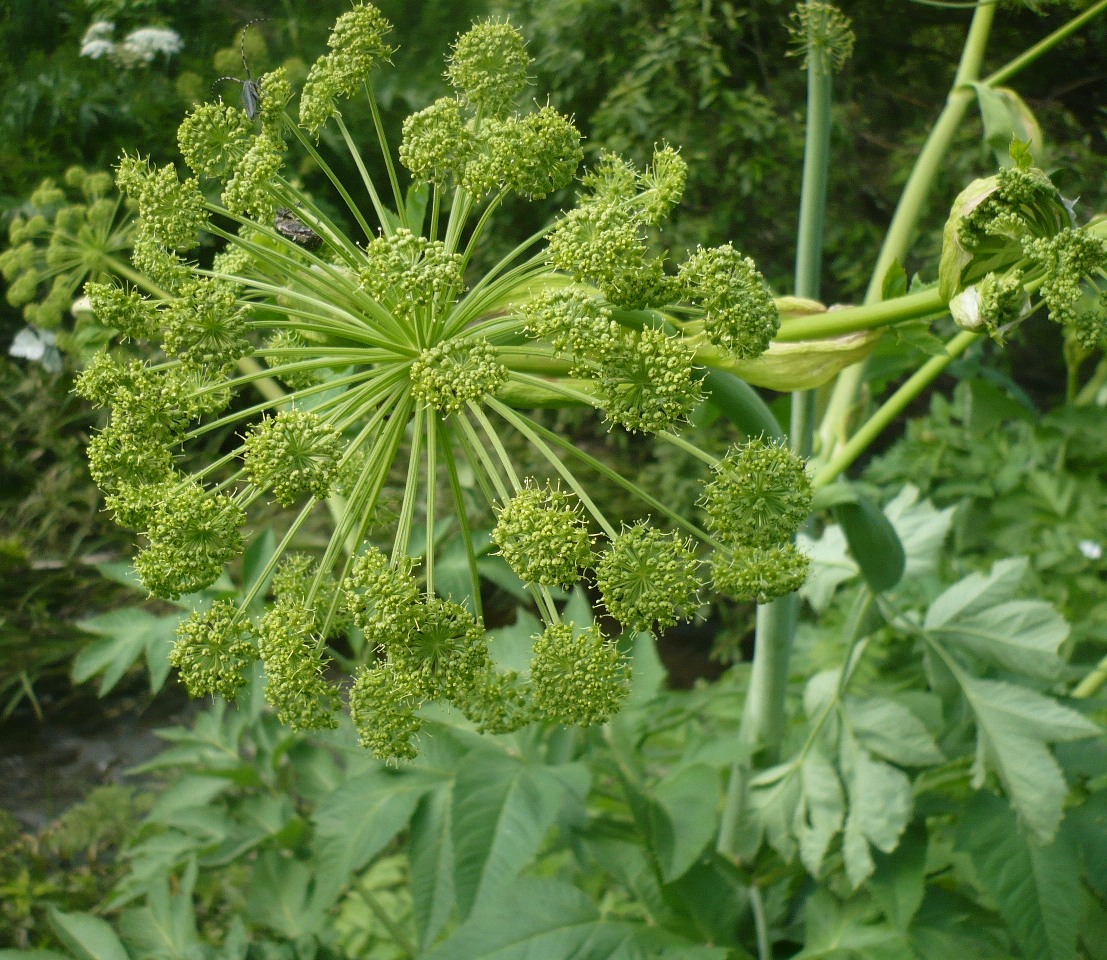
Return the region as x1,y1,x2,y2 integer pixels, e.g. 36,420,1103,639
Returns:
78,5,826,760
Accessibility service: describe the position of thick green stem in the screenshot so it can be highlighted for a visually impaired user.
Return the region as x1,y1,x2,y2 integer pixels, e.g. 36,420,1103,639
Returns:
815,329,979,488
816,3,995,465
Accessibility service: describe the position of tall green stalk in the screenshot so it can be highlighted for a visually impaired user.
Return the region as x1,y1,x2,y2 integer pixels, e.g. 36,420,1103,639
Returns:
719,3,842,861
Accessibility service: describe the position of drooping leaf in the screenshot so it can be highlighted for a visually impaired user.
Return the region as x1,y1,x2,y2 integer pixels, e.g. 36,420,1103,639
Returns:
797,749,845,877
841,747,912,889
957,792,1081,960
422,876,729,960
957,672,1099,841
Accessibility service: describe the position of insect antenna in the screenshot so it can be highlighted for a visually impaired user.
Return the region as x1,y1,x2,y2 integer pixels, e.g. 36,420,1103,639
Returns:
210,18,271,121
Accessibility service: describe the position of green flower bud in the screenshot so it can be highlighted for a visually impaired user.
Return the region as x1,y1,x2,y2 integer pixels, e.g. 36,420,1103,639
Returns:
341,547,421,640
242,409,346,506
598,326,701,434
399,97,476,184
447,19,530,117
702,439,812,548
595,523,702,632
177,102,253,180
162,277,253,373
388,597,488,701
115,155,206,251
519,287,622,375
349,663,423,761
712,543,810,604
360,229,463,315
410,337,507,414
679,243,779,360
491,481,592,587
171,600,257,699
256,597,341,731
134,481,246,599
530,622,628,726
221,132,284,220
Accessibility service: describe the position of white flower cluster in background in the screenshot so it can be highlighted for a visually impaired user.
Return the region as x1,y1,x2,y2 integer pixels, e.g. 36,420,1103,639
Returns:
79,21,183,67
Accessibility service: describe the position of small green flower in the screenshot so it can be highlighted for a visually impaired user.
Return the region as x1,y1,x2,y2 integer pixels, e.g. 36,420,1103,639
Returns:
116,155,206,251
299,3,395,135
546,201,668,309
242,409,346,506
410,337,507,414
679,243,779,360
177,102,253,180
712,543,811,605
446,19,530,117
519,288,622,375
481,106,582,199
492,481,592,587
171,600,257,699
162,277,253,373
221,132,284,220
702,439,812,548
341,547,421,641
530,622,628,726
361,229,464,316
461,669,536,734
595,523,702,632
598,326,702,434
256,598,341,731
387,597,488,701
134,481,246,599
399,97,476,185
85,282,159,341
349,662,424,761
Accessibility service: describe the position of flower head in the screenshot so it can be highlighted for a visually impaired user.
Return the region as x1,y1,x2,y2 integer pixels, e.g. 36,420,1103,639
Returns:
492,482,592,587
530,622,629,726
446,19,530,117
712,543,811,605
171,601,256,699
242,409,346,506
595,523,702,632
702,439,812,548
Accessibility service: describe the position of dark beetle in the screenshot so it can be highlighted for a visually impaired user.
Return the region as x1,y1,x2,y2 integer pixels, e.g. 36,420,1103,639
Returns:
275,208,323,251
211,19,268,120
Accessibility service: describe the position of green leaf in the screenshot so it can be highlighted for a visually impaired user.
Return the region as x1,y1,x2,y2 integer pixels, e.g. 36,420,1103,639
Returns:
1068,791,1107,899
409,787,456,951
46,910,130,960
845,697,943,767
423,877,729,960
0,953,73,960
970,84,1042,165
116,878,201,960
451,754,573,918
312,766,443,912
72,607,178,695
957,792,1080,960
868,825,927,931
793,890,913,960
925,596,1067,680
958,673,1099,841
628,764,719,882
924,557,1029,628
841,748,912,889
828,490,906,593
883,486,955,577
246,850,326,939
